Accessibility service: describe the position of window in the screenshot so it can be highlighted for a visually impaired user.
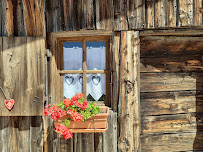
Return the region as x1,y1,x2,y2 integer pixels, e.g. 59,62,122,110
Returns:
58,36,111,105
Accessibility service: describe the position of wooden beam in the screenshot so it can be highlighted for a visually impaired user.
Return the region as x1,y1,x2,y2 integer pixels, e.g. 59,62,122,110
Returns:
140,29,203,36
118,31,140,152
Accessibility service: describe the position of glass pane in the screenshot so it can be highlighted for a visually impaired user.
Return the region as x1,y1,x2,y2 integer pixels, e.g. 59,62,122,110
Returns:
86,74,106,101
63,42,83,70
64,74,83,99
86,41,106,70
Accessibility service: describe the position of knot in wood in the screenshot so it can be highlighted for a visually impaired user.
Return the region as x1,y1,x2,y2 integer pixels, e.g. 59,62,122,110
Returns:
124,79,135,94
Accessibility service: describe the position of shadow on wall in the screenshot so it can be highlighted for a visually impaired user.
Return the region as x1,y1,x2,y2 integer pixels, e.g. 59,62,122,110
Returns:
140,35,203,151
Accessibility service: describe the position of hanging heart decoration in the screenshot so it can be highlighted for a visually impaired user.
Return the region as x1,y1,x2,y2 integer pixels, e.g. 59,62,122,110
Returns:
92,76,101,85
4,99,15,110
0,87,15,111
65,75,74,85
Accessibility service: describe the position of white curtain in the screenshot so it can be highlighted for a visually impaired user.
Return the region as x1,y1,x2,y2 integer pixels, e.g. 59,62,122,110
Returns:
63,41,106,100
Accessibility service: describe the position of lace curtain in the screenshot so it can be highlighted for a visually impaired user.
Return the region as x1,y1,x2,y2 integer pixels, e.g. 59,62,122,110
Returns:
63,41,106,101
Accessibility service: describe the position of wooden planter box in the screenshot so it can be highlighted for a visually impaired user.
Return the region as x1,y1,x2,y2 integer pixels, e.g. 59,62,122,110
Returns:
54,107,109,133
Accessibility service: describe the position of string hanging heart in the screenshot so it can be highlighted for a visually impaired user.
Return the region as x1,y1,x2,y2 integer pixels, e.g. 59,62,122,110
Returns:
0,87,15,111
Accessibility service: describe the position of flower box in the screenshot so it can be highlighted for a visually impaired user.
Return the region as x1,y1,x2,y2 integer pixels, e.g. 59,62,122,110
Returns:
54,107,109,133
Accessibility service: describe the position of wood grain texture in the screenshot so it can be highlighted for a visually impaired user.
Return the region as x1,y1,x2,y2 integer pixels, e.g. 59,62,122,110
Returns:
193,0,203,26
0,37,45,116
0,116,43,152
142,113,203,134
140,36,203,72
112,32,120,112
118,31,140,152
141,72,203,92
141,91,203,116
1,0,203,36
141,133,203,152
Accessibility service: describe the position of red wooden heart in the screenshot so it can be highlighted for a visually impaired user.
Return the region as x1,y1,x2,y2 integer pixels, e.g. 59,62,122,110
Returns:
4,99,15,110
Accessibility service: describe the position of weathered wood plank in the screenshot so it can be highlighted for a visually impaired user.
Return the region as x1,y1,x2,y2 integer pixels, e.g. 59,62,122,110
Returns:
30,116,43,152
103,111,117,152
141,133,203,151
145,0,155,28
155,0,168,27
135,0,145,28
141,72,203,92
112,32,120,112
19,117,30,152
12,0,26,36
141,91,203,116
118,31,140,151
23,0,45,36
0,117,43,152
0,37,44,116
141,113,203,134
113,0,121,30
81,133,94,152
120,0,128,30
140,36,203,72
193,0,203,26
168,0,177,27
178,0,193,26
128,0,136,29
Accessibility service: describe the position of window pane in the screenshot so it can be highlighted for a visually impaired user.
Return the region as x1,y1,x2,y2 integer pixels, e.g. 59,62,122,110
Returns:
86,41,106,70
64,74,83,99
86,74,106,101
63,42,83,70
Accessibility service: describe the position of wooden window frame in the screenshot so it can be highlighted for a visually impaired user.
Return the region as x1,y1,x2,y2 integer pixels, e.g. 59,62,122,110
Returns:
51,31,112,106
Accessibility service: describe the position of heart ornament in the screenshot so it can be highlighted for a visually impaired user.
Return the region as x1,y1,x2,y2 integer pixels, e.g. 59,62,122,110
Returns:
4,99,15,110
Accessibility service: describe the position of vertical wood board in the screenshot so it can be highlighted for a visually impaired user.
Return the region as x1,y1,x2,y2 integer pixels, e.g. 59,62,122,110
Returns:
0,37,45,116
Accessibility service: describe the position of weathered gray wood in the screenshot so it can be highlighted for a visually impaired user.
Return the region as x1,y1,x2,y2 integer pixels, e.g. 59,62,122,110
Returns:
141,72,203,92
118,31,140,152
19,117,30,152
178,0,193,27
141,113,203,134
103,110,117,152
193,0,203,26
0,117,43,152
141,91,203,116
0,37,45,116
141,133,203,151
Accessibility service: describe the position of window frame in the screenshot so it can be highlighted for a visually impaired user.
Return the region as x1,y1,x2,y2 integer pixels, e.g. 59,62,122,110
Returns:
56,35,111,106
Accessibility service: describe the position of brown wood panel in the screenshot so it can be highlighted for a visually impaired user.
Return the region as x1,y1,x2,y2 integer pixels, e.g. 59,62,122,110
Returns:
23,0,45,36
141,113,203,134
178,0,193,26
0,37,45,116
141,91,203,116
168,0,177,27
155,0,168,28
141,133,203,151
141,72,203,92
145,0,155,28
0,116,43,152
118,31,140,152
140,36,203,72
135,0,145,28
193,0,203,26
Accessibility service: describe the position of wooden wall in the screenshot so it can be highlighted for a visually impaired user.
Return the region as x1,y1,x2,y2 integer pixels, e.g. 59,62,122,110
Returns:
140,36,203,151
0,0,203,36
0,0,203,152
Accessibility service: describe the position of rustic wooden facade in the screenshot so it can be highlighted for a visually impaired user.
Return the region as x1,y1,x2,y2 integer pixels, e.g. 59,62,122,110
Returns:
0,0,203,152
